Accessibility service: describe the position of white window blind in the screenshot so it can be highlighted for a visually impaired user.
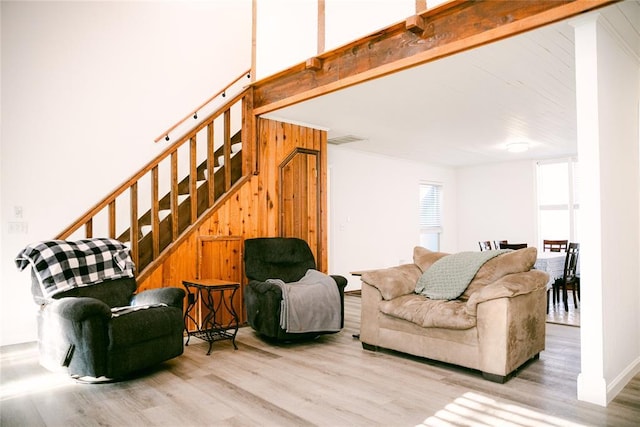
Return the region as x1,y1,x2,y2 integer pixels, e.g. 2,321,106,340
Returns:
419,182,442,251
419,183,442,231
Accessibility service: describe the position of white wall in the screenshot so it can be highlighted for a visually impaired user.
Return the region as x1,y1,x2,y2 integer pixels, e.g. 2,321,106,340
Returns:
255,0,317,79
324,0,414,52
255,0,416,79
327,145,457,291
456,160,538,252
327,148,540,292
0,0,252,346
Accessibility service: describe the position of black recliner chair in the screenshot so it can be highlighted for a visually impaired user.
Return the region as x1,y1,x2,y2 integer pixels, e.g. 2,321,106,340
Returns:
17,239,185,381
244,237,347,341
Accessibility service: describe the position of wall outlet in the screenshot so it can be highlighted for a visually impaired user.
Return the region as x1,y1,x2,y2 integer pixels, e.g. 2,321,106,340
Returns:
8,221,28,234
14,205,24,219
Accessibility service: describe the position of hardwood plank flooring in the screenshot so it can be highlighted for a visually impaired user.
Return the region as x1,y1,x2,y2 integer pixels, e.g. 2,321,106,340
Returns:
2,295,639,427
547,292,580,327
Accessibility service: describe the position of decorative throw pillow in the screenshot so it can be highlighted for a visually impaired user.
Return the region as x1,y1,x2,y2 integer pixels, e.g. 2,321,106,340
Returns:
412,246,449,273
460,247,537,300
361,264,422,300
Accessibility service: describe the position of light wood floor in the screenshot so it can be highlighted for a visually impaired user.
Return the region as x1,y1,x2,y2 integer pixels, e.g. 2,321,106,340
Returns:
2,295,639,427
547,292,580,327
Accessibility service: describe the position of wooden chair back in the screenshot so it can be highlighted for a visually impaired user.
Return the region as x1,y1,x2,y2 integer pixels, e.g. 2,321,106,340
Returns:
543,239,568,252
494,240,507,250
563,243,580,280
499,243,528,250
478,241,492,251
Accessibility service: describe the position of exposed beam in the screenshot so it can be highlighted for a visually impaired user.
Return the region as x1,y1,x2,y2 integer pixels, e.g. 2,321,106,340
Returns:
306,57,323,71
252,0,618,115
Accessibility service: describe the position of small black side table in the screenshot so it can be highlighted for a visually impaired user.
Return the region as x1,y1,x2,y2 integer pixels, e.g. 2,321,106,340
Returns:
182,278,240,355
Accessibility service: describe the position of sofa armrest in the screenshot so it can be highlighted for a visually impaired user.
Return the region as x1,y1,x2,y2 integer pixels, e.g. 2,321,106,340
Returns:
131,287,186,310
361,264,421,300
359,281,384,345
475,284,547,378
331,275,348,289
45,297,112,322
246,279,284,296
39,298,112,373
244,280,285,337
466,270,549,316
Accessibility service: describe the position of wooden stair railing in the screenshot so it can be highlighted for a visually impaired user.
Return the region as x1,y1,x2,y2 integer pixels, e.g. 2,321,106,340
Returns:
56,84,254,280
119,132,245,272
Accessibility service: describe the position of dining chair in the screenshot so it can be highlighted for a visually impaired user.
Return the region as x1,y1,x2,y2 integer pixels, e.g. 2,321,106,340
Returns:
478,241,492,251
499,243,528,250
543,239,568,252
494,240,507,250
554,242,580,312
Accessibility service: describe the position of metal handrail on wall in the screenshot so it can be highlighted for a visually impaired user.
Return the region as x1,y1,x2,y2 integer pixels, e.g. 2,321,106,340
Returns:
154,69,251,143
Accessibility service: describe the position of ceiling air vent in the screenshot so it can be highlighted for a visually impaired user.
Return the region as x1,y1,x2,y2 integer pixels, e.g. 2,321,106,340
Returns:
327,135,366,145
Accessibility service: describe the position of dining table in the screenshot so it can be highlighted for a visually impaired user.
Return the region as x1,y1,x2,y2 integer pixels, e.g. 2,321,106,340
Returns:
534,251,567,291
534,250,581,311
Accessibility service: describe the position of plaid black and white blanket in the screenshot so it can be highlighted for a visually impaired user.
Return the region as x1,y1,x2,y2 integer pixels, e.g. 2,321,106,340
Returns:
15,238,135,299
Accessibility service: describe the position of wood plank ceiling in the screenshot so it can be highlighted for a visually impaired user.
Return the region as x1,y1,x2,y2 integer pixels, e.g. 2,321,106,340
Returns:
260,0,639,167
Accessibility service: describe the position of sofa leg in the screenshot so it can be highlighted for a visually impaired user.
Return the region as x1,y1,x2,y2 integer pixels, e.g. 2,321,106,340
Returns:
482,372,507,383
361,342,379,352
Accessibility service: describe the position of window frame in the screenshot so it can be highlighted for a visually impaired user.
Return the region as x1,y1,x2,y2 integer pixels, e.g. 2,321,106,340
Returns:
536,158,579,246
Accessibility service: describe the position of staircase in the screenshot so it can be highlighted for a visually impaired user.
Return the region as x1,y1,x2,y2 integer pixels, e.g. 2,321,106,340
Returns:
56,72,255,280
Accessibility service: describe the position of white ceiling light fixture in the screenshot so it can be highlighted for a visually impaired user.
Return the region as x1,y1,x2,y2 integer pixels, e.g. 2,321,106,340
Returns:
506,142,530,153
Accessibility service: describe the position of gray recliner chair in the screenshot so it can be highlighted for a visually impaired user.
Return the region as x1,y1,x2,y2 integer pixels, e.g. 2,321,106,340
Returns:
31,275,185,381
17,239,185,381
244,237,347,341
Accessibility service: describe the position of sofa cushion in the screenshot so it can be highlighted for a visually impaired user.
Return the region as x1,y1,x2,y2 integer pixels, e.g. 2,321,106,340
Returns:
460,247,537,300
379,294,476,329
360,264,422,300
109,306,183,348
465,269,549,316
53,278,136,308
413,246,449,272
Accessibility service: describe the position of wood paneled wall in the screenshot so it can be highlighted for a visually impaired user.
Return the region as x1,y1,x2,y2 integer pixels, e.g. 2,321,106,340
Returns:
138,118,328,303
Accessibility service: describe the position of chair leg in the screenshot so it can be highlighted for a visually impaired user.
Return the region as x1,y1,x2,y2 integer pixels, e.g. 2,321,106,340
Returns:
562,282,569,312
551,281,558,308
546,289,550,314
552,279,560,305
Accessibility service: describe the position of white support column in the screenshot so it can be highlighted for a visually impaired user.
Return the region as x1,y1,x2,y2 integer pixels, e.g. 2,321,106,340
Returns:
573,14,606,406
572,11,640,406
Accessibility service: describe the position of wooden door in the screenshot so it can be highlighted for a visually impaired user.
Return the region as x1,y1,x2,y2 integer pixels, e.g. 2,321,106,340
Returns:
195,236,245,328
279,148,321,267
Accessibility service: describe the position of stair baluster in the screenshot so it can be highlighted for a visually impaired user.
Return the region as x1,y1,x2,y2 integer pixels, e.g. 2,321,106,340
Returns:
55,83,254,280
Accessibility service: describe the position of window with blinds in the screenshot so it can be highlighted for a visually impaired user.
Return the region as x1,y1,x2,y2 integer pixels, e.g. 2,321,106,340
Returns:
419,182,443,251
537,159,579,245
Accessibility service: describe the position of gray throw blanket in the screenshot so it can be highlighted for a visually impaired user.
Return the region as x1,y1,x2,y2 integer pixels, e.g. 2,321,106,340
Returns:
267,269,341,333
415,250,510,300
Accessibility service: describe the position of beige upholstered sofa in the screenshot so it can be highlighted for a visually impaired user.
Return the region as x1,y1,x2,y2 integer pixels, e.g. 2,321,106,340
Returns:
360,246,548,382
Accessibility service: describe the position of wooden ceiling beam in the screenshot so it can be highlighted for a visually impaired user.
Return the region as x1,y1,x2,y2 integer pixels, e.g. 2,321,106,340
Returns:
252,0,618,115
